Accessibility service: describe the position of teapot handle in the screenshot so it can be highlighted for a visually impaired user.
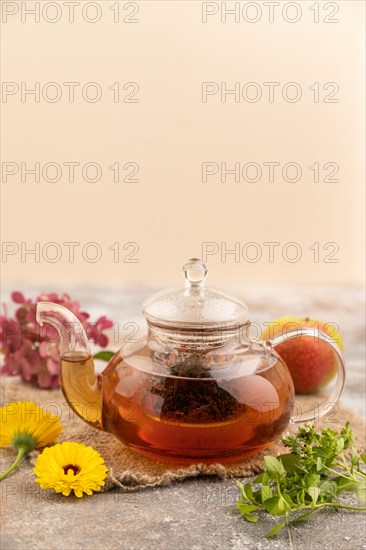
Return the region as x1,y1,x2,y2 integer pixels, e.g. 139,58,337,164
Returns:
267,328,346,424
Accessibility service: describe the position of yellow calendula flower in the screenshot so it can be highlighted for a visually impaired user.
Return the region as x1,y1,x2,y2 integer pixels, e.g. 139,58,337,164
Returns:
0,401,63,480
34,442,108,497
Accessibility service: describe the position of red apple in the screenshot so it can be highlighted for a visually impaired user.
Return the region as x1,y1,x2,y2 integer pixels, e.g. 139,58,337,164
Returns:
262,317,343,394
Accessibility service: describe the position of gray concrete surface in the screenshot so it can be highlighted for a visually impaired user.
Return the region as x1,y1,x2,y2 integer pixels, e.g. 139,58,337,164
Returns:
1,475,365,550
1,284,365,549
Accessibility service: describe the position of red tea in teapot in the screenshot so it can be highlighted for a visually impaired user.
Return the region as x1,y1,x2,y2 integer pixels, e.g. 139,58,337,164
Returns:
99,349,295,463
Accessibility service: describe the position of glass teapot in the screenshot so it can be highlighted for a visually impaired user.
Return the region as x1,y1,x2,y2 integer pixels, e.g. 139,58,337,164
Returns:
36,259,345,463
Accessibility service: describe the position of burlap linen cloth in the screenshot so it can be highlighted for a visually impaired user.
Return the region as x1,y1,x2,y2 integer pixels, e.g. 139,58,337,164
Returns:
1,377,365,492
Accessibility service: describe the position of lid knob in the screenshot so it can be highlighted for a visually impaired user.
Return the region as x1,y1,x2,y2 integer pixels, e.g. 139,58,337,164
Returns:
183,258,208,287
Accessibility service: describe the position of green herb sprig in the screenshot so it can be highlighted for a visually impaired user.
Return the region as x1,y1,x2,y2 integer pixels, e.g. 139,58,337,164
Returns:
236,422,366,538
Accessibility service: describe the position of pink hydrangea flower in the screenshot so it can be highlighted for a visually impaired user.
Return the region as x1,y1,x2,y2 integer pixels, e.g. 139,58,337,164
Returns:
0,292,113,389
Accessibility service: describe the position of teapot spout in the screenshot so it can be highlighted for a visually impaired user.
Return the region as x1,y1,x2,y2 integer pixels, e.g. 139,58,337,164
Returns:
36,302,103,430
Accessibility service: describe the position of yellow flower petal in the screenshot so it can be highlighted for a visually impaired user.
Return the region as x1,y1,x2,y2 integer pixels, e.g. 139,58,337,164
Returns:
0,402,63,451
34,442,108,497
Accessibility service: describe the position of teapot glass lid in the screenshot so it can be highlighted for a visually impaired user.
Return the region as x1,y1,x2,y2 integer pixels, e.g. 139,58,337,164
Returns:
142,258,249,329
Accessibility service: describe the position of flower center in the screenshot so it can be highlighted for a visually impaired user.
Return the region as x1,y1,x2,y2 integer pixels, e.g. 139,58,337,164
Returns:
63,464,81,476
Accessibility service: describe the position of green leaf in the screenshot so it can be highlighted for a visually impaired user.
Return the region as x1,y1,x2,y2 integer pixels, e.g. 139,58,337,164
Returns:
237,481,254,502
319,480,338,499
261,485,273,502
283,494,295,507
356,481,366,502
336,438,345,454
360,453,366,465
308,486,320,505
305,473,320,489
263,496,287,516
93,350,114,362
277,453,305,474
237,481,246,498
244,513,259,523
316,456,324,472
266,520,286,538
351,449,360,472
252,490,262,504
236,502,259,515
263,456,286,479
254,472,269,484
244,483,253,500
334,477,359,493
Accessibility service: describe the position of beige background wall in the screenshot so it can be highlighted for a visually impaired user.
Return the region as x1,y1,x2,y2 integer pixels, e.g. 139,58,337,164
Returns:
1,1,365,287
